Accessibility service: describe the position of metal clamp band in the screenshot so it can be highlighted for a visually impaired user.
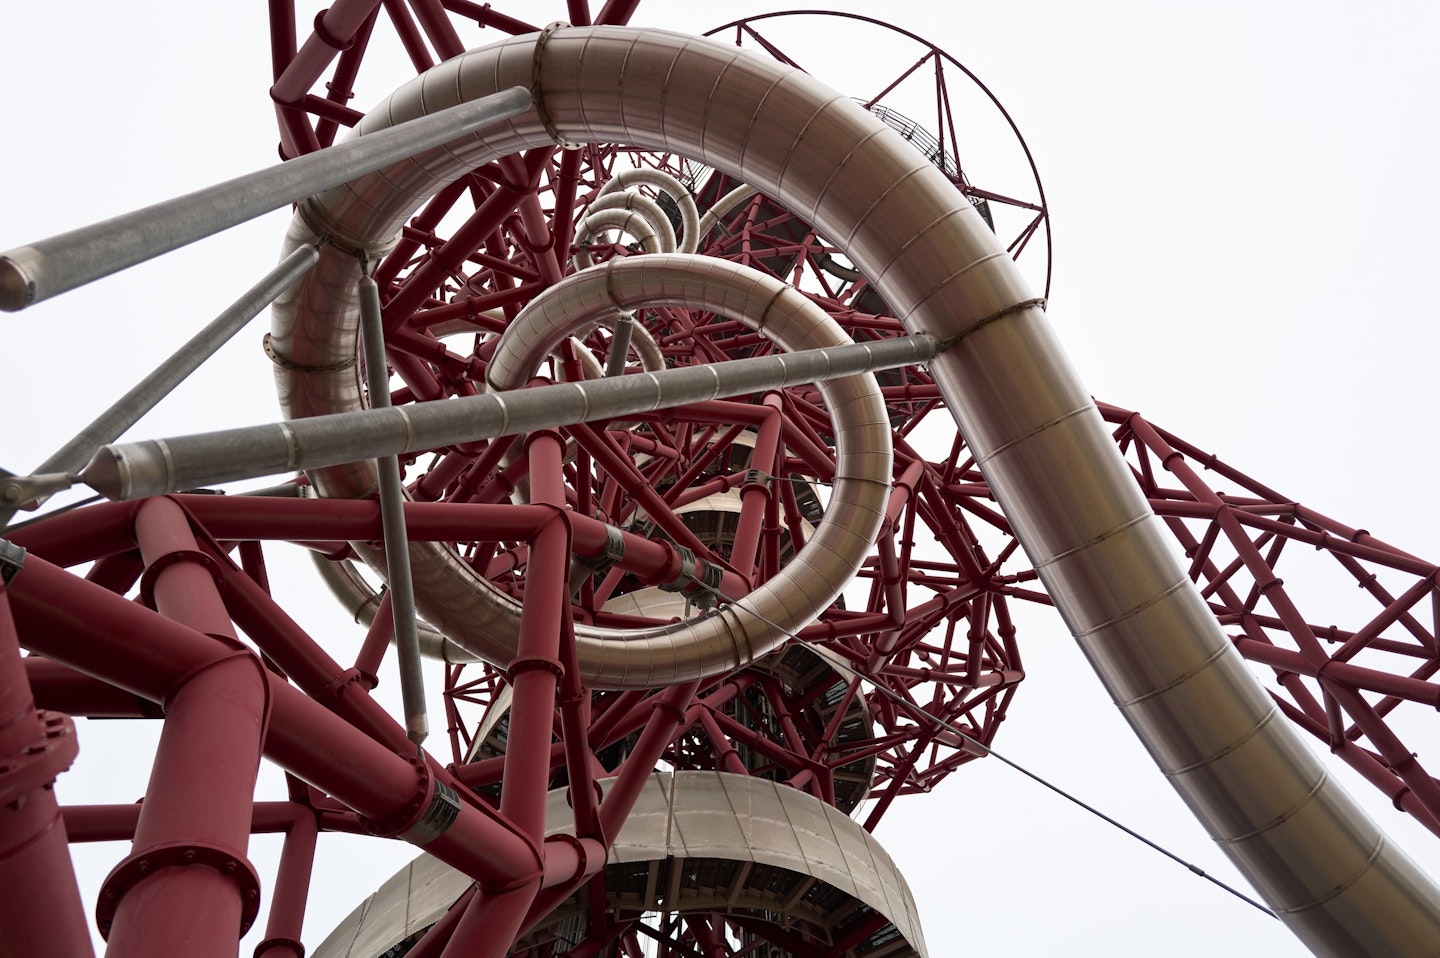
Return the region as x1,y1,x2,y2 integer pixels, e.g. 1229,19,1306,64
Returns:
263,332,357,373
570,523,627,595
658,545,724,610
0,539,25,584
401,780,462,845
533,22,582,150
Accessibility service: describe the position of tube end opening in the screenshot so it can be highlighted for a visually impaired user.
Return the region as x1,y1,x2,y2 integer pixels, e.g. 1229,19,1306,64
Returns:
0,254,35,312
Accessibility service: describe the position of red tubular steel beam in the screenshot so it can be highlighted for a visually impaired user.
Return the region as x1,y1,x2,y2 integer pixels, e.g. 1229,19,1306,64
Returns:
556,605,602,839
1270,694,1440,839
727,393,783,583
271,0,382,109
402,886,476,958
438,884,537,958
5,553,539,891
102,498,270,957
0,557,92,958
5,499,138,567
215,557,414,754
63,802,316,844
154,496,753,600
598,681,700,840
1134,417,1338,666
25,657,162,718
253,804,319,958
499,432,569,844
516,680,703,939
566,1,593,26
381,184,529,333
409,0,466,60
1235,639,1440,708
438,0,539,35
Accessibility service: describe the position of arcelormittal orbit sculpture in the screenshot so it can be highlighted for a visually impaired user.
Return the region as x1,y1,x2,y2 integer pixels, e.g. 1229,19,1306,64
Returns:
1,5,1438,958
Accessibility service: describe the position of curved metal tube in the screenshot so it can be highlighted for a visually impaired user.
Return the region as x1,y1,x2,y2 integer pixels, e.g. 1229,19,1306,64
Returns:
570,206,661,271
597,167,701,254
285,251,893,687
577,193,676,260
267,25,1440,949
695,183,759,245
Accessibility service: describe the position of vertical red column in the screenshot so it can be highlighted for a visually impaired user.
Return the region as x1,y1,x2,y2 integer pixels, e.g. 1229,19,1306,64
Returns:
498,430,570,843
99,499,269,958
444,431,570,958
0,542,93,958
728,392,784,584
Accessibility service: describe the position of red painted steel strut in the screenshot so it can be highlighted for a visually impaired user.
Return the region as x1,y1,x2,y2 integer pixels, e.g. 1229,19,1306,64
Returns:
5,4,1440,955
99,498,270,957
0,544,91,958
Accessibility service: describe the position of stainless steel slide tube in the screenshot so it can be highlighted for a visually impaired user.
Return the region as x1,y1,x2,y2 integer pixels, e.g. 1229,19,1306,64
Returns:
266,26,1440,952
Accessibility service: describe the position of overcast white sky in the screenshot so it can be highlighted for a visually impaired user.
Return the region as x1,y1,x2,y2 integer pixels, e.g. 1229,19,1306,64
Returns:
4,2,1439,956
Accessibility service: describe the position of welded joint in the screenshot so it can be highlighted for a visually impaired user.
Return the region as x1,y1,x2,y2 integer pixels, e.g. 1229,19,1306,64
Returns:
507,654,566,679
253,936,305,958
363,753,442,840
649,695,690,725
157,646,274,730
929,297,1045,351
263,332,357,373
752,282,792,337
541,832,606,887
136,546,224,611
96,840,262,939
532,22,581,150
320,666,371,704
295,201,400,261
310,7,357,51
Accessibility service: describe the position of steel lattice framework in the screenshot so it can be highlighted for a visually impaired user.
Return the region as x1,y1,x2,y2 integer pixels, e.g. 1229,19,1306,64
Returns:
1,4,1438,958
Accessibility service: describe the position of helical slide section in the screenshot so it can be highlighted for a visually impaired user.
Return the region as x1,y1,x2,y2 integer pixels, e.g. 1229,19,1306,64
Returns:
267,24,1440,951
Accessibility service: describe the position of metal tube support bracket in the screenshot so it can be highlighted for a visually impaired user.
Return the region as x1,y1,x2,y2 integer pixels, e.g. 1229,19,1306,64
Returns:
0,243,322,527
78,333,938,501
358,271,427,747
0,87,532,311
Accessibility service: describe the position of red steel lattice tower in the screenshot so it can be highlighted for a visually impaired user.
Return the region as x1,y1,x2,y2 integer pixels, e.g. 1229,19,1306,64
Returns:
1,4,1438,957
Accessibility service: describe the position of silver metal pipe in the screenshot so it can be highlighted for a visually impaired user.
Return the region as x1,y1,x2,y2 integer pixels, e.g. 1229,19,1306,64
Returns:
467,253,897,688
597,168,701,253
0,87,531,311
0,243,319,525
695,184,760,245
570,207,662,271
358,273,427,746
578,193,676,259
32,244,318,479
80,332,935,500
605,312,634,378
265,26,1440,951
